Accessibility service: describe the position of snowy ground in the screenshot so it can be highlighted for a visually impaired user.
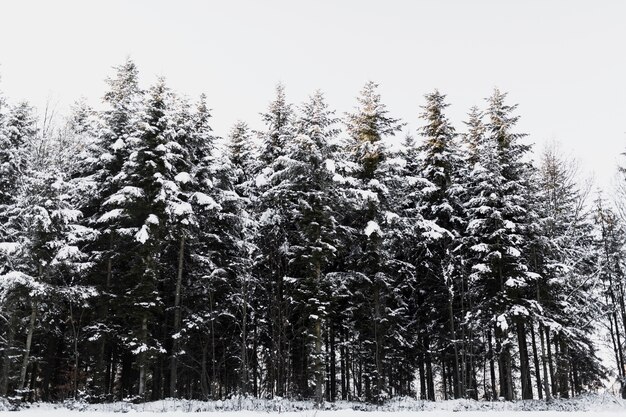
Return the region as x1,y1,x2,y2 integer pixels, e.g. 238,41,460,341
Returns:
1,394,624,415
3,411,626,417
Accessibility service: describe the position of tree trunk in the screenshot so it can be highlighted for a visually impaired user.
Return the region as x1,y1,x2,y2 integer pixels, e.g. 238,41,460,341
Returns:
209,289,217,399
314,261,323,405
1,307,16,396
546,330,557,396
373,284,384,403
418,346,426,400
240,280,249,395
516,320,532,399
449,296,461,398
424,333,435,401
344,334,351,400
539,325,551,401
330,323,337,401
340,333,346,400
19,302,37,391
68,302,81,399
529,322,542,400
488,328,497,399
314,318,323,404
442,357,448,400
557,336,570,398
96,234,114,399
200,340,209,399
138,314,148,397
252,312,258,397
170,235,185,398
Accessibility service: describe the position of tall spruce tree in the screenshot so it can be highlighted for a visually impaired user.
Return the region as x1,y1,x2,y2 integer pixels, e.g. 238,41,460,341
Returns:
343,81,404,403
463,89,535,400
416,90,465,399
254,84,296,397
279,90,340,403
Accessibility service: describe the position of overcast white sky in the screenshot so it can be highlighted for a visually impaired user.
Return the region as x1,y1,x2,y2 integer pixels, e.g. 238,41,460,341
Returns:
1,0,624,188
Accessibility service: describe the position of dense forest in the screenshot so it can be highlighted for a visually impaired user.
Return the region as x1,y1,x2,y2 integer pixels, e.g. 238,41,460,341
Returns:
0,59,625,405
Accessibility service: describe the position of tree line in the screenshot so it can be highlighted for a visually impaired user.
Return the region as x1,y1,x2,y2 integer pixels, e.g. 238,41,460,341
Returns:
0,59,624,404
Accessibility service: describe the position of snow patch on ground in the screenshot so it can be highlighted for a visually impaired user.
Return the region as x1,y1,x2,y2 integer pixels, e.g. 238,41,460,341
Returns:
3,393,624,414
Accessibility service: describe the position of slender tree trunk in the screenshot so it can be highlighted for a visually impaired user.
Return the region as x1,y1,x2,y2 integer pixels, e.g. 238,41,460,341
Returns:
200,340,209,399
618,281,626,357
314,261,323,405
107,344,116,399
516,320,532,399
373,284,383,403
252,312,258,398
539,325,551,401
546,330,557,396
209,289,217,399
325,331,331,402
27,361,38,402
1,306,16,396
138,314,148,397
330,323,336,402
276,268,284,397
418,347,426,400
557,336,570,398
96,234,114,399
68,303,81,399
572,360,580,395
442,357,448,400
345,334,350,400
449,296,461,398
170,235,185,398
613,311,625,375
424,333,435,401
530,322,542,400
506,350,514,400
487,328,497,400
497,329,505,400
19,302,37,391
240,275,249,395
340,333,346,400
314,318,323,404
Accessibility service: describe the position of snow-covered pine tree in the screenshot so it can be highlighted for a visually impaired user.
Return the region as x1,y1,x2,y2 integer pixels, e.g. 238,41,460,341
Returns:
342,81,404,403
253,84,296,398
463,89,536,400
415,90,465,399
72,58,144,399
0,102,35,209
258,83,294,168
0,121,94,400
382,131,445,400
456,105,488,399
272,90,340,403
172,93,248,400
224,120,259,396
129,78,188,398
228,121,257,188
0,99,39,398
591,195,624,394
162,94,201,398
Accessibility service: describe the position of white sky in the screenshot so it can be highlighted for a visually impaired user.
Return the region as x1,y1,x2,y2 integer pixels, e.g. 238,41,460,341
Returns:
1,0,625,189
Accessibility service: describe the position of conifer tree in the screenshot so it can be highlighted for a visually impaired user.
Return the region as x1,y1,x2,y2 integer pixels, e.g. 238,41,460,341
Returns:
253,84,297,397
416,90,465,399
343,81,403,403
279,90,340,403
463,89,535,400
74,58,144,399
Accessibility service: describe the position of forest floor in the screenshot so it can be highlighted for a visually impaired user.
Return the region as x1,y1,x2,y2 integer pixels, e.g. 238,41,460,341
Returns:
1,393,625,414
